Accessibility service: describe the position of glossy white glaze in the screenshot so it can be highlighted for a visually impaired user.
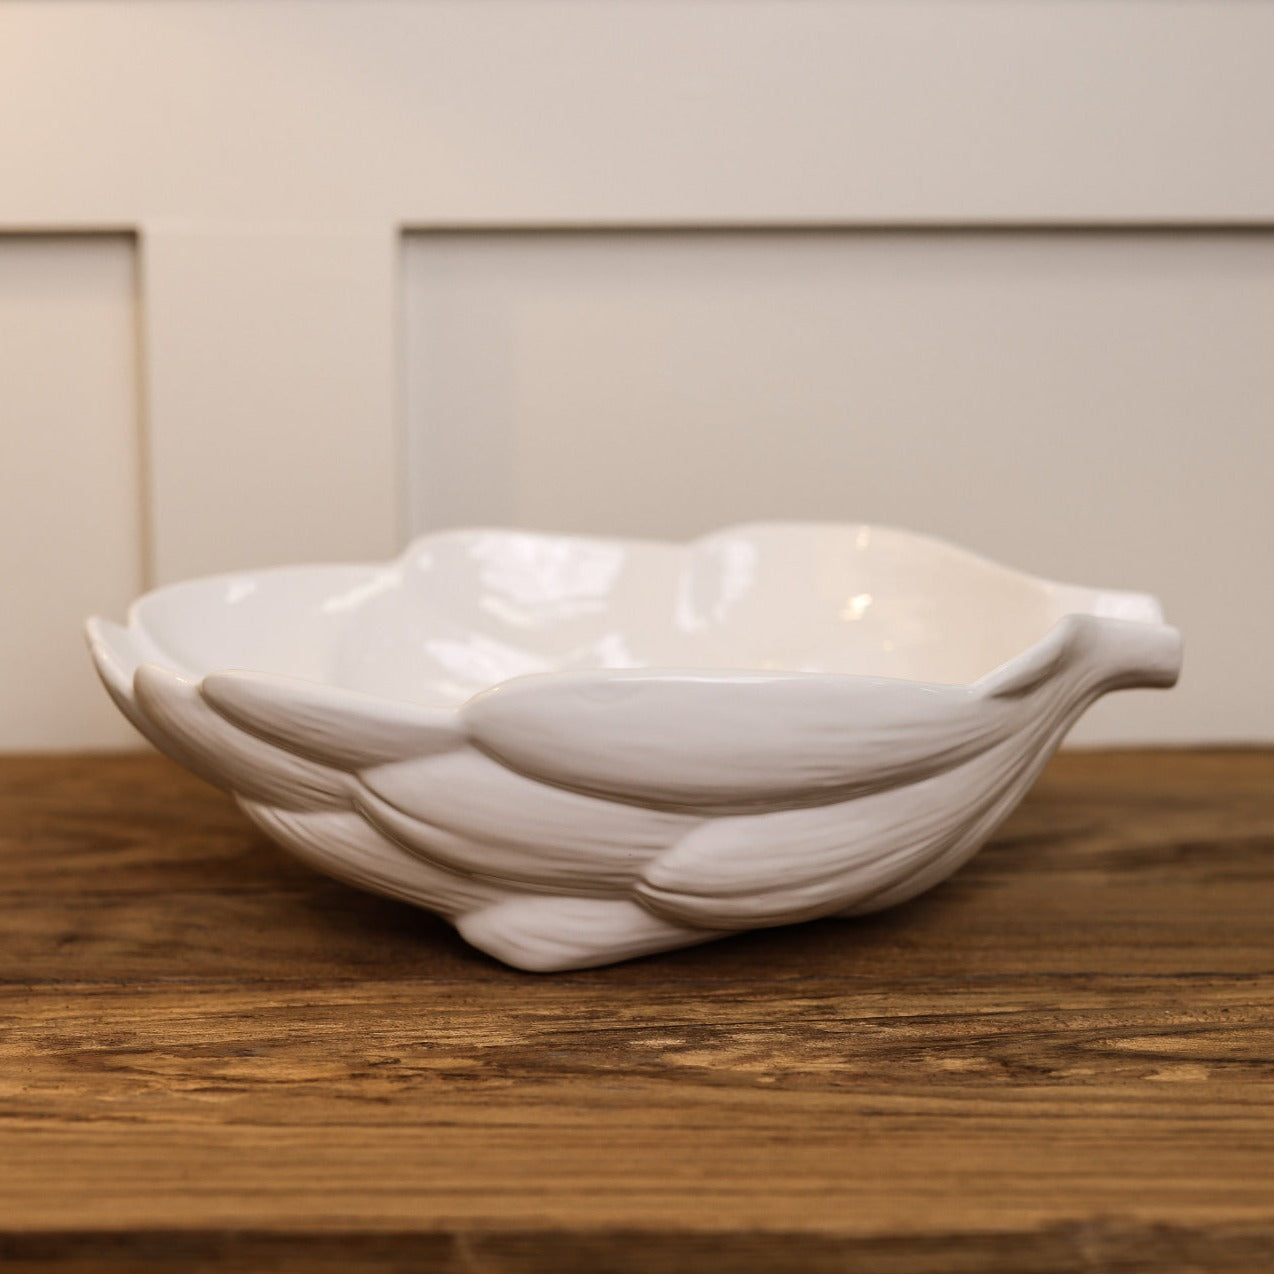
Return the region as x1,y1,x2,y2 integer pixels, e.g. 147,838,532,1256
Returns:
87,523,1181,971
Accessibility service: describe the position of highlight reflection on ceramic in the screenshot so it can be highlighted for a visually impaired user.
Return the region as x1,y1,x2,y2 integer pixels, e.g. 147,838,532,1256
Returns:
87,523,1181,971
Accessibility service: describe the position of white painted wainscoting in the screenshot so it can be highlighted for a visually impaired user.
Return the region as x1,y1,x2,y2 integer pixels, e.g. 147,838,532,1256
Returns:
402,229,1274,744
1,1,1272,748
0,236,143,748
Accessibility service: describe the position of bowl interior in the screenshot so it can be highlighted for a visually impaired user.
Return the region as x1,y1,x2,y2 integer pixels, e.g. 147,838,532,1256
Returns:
129,523,1143,705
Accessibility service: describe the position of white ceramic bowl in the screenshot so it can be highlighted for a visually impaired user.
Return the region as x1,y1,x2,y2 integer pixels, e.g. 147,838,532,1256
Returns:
87,523,1181,971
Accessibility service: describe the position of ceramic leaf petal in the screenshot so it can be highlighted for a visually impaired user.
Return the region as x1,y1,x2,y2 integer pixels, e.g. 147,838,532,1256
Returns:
461,668,1023,812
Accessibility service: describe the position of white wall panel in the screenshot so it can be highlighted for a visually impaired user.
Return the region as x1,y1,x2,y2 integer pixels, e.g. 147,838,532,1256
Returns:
405,229,1274,744
0,236,142,749
0,1,1271,748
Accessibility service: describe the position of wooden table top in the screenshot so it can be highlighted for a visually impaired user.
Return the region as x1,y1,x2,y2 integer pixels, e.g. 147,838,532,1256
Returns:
1,749,1271,1272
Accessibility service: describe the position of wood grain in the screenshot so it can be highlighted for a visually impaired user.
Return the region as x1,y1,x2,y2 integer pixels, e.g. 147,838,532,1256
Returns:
1,750,1272,1271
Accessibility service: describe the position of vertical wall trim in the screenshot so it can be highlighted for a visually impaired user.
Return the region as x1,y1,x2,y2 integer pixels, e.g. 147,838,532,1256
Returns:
140,222,401,583
132,229,156,591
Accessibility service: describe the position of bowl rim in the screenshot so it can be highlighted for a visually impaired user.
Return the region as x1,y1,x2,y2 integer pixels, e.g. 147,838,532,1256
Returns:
88,519,1179,699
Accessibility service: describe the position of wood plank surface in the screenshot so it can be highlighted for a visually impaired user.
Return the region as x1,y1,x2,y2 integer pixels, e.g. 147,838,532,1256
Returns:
0,750,1272,1271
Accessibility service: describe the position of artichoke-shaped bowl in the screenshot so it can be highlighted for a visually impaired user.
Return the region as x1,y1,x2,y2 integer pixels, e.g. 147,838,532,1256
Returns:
87,523,1181,971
